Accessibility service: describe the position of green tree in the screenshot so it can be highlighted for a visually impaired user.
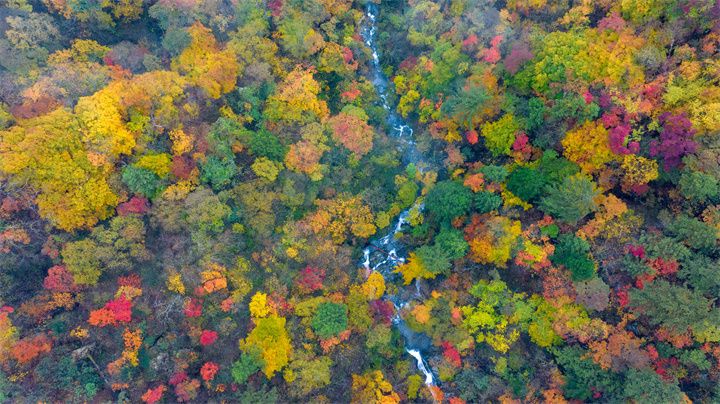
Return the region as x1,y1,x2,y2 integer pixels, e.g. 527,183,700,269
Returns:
425,180,473,223
454,369,490,403
526,97,547,134
347,287,372,333
62,215,148,285
554,346,620,401
540,174,599,224
231,348,265,384
441,84,492,128
34,356,101,401
286,355,332,396
397,181,420,209
247,128,287,161
312,302,348,339
474,191,502,213
630,280,720,342
507,167,546,202
678,170,719,204
122,166,164,199
434,227,468,260
414,245,451,276
537,150,580,184
365,324,394,358
623,368,683,403
183,187,232,250
234,386,279,403
277,12,321,59
678,255,720,296
664,214,718,254
550,234,596,281
200,156,236,190
183,188,231,235
161,27,190,56
61,239,102,285
479,165,508,183
0,12,60,74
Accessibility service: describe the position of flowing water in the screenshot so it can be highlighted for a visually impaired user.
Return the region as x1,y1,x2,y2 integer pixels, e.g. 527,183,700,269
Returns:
359,2,439,395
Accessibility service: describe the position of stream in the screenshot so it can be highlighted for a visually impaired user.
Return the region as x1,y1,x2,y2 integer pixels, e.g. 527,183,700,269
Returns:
359,2,439,396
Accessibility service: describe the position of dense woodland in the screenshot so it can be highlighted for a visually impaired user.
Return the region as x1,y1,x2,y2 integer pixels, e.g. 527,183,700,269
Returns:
1,0,720,402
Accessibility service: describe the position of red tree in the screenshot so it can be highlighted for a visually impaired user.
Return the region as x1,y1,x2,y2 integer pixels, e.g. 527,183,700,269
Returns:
184,298,202,318
141,385,167,404
296,266,326,294
441,341,462,367
88,296,132,327
201,361,219,381
117,196,150,216
199,330,218,346
11,334,52,365
43,265,79,292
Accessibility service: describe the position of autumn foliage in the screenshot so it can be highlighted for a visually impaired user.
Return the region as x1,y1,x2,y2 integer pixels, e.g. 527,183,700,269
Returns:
88,296,132,327
1,0,718,402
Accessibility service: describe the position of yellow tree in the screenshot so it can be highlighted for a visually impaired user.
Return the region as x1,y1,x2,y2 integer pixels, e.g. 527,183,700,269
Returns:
0,108,118,230
172,22,239,99
0,311,17,364
249,292,272,318
362,272,386,299
169,128,193,156
620,154,659,189
239,315,292,378
307,194,376,244
351,370,401,404
75,70,187,159
74,84,134,158
464,214,522,268
562,120,617,174
265,66,329,125
116,70,187,129
462,279,521,353
394,252,436,285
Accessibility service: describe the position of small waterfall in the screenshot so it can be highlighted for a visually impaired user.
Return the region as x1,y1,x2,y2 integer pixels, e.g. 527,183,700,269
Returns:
362,248,371,271
394,210,408,233
407,349,434,385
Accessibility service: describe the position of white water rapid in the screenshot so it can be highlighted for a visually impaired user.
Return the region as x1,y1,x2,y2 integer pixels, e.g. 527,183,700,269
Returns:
359,2,438,397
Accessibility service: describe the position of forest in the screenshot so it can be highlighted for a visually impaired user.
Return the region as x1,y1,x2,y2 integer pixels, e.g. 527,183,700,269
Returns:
0,0,720,402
